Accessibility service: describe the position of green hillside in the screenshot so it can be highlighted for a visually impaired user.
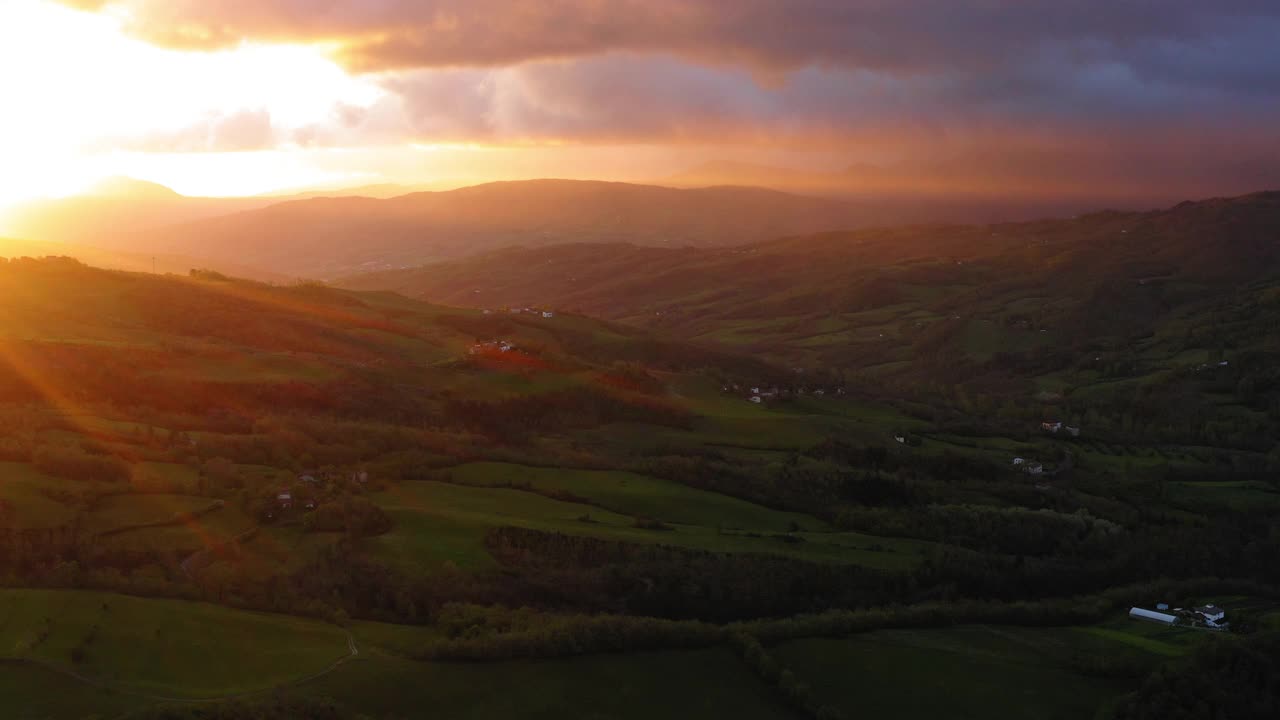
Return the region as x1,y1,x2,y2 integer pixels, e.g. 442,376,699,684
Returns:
0,249,1278,717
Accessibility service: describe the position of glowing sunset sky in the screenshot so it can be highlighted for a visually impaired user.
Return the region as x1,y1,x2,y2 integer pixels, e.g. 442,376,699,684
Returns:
1,0,1278,207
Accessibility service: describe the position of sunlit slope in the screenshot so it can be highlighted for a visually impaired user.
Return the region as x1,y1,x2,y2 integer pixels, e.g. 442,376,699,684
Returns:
0,257,766,420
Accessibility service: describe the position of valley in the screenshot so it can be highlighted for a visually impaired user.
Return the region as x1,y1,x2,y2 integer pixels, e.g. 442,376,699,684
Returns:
0,224,1275,716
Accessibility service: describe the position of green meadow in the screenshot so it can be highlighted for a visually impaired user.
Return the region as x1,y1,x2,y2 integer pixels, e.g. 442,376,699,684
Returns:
446,461,826,531
774,624,1164,720
295,647,798,720
368,480,928,573
0,589,350,699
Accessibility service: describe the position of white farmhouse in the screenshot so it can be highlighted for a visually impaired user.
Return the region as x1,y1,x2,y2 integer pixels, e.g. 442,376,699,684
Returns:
1195,605,1227,626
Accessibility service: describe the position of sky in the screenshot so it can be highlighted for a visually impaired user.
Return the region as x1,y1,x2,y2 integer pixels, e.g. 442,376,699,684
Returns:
0,0,1278,207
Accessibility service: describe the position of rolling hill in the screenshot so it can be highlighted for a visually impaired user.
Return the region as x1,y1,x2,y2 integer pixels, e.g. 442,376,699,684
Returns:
2,255,1280,718
342,190,1280,364
342,190,1280,455
0,176,438,262
0,236,285,280
0,177,282,247
80,179,873,279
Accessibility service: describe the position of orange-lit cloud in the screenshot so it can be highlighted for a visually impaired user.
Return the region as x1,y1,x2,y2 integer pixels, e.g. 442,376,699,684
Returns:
7,0,1279,206
54,0,1280,78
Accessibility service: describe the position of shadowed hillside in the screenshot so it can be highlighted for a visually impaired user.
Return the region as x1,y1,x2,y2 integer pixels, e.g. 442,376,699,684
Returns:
343,190,1280,364
344,191,1280,451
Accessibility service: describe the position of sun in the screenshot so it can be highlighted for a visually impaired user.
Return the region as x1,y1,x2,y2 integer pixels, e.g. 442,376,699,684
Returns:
0,0,389,210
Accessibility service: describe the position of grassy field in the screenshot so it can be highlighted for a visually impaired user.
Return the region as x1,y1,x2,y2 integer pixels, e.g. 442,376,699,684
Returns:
0,661,146,719
93,500,256,555
0,462,79,529
367,481,928,573
446,462,826,531
85,493,223,534
0,589,349,699
0,593,796,720
296,646,799,720
774,624,1159,720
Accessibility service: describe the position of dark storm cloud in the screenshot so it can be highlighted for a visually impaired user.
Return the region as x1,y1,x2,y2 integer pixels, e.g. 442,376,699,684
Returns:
60,1,1280,78
59,1,1280,197
60,1,1280,137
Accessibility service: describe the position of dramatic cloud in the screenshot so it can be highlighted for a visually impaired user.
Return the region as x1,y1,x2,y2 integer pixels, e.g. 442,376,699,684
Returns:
57,1,1280,143
30,0,1280,202
110,109,278,153
376,52,1279,146
57,1,1280,79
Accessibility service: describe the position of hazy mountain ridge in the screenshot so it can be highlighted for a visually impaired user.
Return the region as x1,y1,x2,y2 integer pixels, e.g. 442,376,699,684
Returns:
341,190,1280,374
81,179,875,278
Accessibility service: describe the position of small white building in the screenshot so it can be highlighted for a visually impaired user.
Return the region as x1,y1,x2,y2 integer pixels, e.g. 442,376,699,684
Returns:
894,435,906,444
542,311,554,318
1130,607,1178,625
748,396,762,404
1012,457,1026,466
1195,605,1227,625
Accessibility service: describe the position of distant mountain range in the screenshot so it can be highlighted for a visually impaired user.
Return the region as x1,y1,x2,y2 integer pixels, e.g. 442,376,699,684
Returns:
8,179,882,279
0,176,435,252
658,160,893,196
5,172,1270,282
655,156,1272,218
340,190,1280,377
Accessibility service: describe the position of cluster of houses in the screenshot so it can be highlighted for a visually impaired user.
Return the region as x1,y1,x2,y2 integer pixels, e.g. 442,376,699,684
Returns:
469,339,516,355
491,307,555,318
1129,603,1229,630
724,382,845,404
266,469,368,519
747,386,782,404
1040,421,1081,437
1011,457,1045,475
